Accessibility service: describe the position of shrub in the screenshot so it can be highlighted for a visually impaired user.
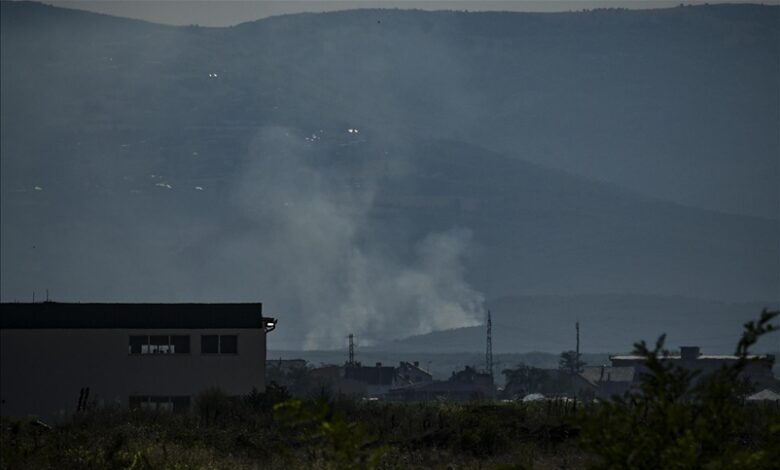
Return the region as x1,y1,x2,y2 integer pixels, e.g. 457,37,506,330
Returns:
578,309,779,469
194,387,232,425
273,397,386,469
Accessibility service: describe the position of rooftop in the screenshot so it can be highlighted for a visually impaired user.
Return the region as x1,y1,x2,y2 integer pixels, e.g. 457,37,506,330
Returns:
0,302,273,329
610,354,771,361
579,366,635,385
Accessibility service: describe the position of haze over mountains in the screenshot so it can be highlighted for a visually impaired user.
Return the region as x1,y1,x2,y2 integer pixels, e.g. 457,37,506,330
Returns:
1,2,778,350
379,295,780,354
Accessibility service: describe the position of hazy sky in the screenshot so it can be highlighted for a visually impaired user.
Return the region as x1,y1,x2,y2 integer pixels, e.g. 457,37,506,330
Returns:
45,0,780,27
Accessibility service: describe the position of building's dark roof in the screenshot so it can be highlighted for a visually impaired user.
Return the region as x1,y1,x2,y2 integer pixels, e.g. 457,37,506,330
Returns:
610,354,772,362
0,302,270,329
399,361,432,377
389,379,491,396
579,366,636,385
345,364,396,385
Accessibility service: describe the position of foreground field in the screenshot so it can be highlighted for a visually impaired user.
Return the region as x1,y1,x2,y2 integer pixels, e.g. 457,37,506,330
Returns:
2,394,778,470
1,395,589,469
2,311,779,469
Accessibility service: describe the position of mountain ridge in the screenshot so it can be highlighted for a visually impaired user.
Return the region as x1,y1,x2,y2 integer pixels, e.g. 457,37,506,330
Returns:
1,2,778,347
376,294,780,354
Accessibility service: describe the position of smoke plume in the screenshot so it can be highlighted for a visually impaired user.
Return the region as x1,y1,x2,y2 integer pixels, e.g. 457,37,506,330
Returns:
232,127,484,349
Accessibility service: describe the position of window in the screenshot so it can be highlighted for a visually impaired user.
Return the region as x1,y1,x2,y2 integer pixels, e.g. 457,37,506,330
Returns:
150,335,169,354
201,335,238,354
170,335,190,354
220,335,238,354
128,335,190,354
201,335,219,354
129,395,190,413
171,396,191,412
129,336,145,354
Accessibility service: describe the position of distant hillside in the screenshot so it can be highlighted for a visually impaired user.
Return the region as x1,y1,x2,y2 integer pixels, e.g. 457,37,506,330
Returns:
1,2,777,347
3,2,777,218
379,295,780,354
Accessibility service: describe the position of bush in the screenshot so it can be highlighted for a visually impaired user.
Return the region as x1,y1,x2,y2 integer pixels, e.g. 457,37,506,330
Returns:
194,387,232,425
578,309,779,469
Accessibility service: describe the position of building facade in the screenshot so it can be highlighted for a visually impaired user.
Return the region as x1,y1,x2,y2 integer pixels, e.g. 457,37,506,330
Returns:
610,346,777,392
388,365,495,402
396,361,433,386
345,362,397,396
0,302,276,419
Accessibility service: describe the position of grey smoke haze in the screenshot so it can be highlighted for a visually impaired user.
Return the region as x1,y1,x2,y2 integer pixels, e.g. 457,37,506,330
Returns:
1,2,778,351
226,127,484,348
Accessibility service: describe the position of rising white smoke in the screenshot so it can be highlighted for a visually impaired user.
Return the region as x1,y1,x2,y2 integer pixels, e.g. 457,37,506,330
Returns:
234,127,484,349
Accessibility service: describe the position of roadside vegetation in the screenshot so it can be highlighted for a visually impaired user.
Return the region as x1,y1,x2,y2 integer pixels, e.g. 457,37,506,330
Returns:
2,310,778,469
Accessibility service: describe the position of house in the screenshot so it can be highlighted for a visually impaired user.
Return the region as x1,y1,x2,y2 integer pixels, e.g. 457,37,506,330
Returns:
395,361,433,386
610,346,777,392
303,361,432,398
0,302,276,419
387,366,494,402
502,367,594,400
345,362,396,396
309,365,368,397
578,366,636,399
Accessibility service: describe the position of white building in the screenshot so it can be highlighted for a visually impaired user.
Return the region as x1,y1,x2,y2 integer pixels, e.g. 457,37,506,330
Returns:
610,346,777,392
0,302,276,419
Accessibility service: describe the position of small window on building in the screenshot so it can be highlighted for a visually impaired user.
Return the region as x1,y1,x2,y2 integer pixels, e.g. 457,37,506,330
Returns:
130,395,190,413
129,336,146,355
201,335,219,354
171,396,191,413
152,396,173,412
170,335,190,354
140,399,155,411
129,395,144,409
150,335,170,354
129,335,190,355
200,335,238,354
220,335,238,354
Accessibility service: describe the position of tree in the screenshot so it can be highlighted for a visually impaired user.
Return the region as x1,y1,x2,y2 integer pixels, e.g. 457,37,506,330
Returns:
558,350,586,374
502,363,550,398
578,309,779,469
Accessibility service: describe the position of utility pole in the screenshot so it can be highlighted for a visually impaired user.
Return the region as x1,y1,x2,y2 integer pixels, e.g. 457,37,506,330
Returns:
348,333,355,365
486,310,493,382
575,321,581,373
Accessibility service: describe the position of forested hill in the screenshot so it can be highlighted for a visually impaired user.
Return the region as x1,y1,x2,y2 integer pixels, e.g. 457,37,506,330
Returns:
3,2,777,217
1,2,777,347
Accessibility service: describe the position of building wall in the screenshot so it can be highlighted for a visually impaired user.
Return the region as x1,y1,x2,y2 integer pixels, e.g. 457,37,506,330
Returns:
0,327,266,419
397,362,433,385
611,357,774,378
610,356,776,393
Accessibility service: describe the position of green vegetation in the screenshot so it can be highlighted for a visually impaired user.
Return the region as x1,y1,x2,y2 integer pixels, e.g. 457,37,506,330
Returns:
1,397,584,469
578,309,780,469
2,311,778,469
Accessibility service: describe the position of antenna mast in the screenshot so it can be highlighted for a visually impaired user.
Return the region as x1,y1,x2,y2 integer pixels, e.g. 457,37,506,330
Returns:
486,310,493,381
576,321,581,373
348,333,355,365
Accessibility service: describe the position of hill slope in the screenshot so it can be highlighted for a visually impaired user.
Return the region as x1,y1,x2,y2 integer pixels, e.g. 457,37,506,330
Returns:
379,295,780,354
1,3,778,348
3,2,777,217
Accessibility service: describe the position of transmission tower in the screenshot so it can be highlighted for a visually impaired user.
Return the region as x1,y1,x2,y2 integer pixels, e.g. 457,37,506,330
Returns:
575,321,581,373
486,310,493,381
348,333,355,365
